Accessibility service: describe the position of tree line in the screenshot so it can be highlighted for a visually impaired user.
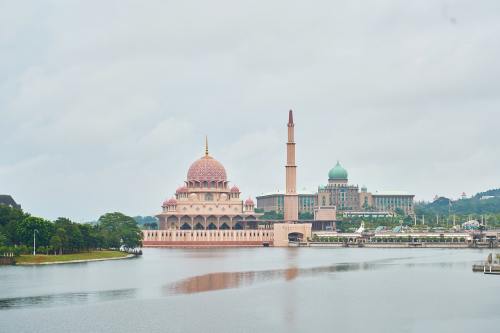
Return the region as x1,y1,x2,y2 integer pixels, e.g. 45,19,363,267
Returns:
0,205,142,256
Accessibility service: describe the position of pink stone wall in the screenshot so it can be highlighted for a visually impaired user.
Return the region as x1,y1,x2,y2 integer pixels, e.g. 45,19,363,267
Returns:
143,229,274,247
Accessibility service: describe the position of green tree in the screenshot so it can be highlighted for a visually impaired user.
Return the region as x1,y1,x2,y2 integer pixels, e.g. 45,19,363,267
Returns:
55,228,68,254
15,217,53,248
50,235,62,255
0,205,28,245
98,212,142,248
0,232,7,246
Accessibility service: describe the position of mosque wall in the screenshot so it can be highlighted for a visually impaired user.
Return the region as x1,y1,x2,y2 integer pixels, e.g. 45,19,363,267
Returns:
143,229,274,247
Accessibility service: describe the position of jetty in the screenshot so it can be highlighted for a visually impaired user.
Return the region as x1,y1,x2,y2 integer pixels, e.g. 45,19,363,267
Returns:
472,253,500,274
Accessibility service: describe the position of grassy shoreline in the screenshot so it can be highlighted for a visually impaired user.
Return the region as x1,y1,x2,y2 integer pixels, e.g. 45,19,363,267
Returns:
15,250,129,265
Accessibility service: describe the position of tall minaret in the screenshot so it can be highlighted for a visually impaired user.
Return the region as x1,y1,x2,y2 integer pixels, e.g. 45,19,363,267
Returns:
284,110,299,222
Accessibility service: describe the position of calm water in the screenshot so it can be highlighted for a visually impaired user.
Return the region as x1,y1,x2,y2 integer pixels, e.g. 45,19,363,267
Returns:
0,248,499,333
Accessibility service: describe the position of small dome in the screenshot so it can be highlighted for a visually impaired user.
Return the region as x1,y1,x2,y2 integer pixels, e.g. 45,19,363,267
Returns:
166,198,177,206
328,161,348,180
230,185,240,193
187,155,227,182
245,198,254,205
176,186,188,193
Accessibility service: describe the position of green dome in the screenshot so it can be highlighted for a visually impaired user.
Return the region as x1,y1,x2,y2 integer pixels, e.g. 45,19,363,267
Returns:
328,161,348,180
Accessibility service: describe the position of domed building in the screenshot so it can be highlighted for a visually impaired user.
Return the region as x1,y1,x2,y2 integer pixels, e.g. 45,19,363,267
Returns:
328,161,348,184
156,141,262,231
318,161,415,215
318,161,360,211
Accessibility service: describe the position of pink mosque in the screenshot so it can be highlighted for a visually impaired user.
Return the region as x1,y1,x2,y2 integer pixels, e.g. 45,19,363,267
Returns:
158,138,262,231
142,111,311,247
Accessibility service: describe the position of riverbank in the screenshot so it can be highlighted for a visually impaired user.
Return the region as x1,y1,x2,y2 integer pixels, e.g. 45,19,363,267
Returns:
15,251,133,265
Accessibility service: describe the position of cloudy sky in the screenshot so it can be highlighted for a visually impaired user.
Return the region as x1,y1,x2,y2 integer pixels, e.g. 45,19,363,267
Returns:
1,0,499,221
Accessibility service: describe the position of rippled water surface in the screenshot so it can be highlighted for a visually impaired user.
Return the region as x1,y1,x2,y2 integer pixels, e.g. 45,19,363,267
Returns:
1,248,499,332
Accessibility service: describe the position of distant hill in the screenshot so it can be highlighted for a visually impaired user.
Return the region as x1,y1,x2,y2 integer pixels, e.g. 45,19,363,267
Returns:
474,188,500,199
416,188,500,215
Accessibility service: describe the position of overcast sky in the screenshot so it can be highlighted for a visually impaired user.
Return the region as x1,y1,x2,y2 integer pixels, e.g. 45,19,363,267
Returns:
1,0,499,221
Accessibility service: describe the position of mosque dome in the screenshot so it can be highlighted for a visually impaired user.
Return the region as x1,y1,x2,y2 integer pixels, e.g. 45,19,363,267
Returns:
166,198,177,206
328,161,348,180
245,198,254,205
187,155,227,182
230,185,240,193
176,186,188,193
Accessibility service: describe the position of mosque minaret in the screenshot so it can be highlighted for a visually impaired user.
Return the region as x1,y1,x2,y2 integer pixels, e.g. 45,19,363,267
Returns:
284,110,299,222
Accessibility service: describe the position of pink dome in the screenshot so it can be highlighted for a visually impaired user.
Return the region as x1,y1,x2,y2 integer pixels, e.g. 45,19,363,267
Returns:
165,198,177,206
230,185,240,193
245,198,254,205
176,186,188,193
162,200,169,207
187,156,227,182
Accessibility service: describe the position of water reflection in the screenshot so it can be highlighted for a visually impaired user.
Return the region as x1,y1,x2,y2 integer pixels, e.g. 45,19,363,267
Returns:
0,288,136,310
165,259,394,296
0,255,472,311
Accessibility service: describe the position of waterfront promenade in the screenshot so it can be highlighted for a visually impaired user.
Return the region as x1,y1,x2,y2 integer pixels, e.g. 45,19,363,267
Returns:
311,230,500,248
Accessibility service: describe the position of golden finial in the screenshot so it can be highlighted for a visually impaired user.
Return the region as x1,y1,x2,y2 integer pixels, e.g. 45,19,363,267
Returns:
205,135,209,156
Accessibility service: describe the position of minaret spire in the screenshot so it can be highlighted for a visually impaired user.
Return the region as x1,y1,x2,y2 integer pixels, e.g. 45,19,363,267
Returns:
205,136,209,157
284,109,298,222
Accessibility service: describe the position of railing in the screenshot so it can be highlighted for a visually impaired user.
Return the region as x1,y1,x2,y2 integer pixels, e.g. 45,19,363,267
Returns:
0,253,16,265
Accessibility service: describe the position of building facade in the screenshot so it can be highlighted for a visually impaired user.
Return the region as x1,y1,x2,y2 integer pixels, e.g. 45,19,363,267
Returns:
316,162,415,215
256,192,317,214
371,191,415,215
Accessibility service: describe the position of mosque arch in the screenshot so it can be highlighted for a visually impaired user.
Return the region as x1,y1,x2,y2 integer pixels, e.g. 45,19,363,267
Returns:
207,215,217,225
167,216,178,223
167,216,178,229
180,223,191,230
245,215,257,229
180,216,191,229
232,215,244,229
193,215,205,230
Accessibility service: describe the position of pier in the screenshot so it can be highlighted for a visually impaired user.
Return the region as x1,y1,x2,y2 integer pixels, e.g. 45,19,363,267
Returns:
472,253,500,274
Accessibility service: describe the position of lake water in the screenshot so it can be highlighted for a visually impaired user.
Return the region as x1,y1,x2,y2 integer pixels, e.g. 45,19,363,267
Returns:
0,248,499,333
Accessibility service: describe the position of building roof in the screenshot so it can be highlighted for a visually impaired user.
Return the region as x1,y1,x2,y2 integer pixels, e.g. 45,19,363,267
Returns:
372,191,414,197
257,190,317,198
187,155,227,182
0,195,21,209
328,161,348,180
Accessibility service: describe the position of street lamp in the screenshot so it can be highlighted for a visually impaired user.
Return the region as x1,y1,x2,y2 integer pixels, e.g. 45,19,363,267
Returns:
33,229,39,256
